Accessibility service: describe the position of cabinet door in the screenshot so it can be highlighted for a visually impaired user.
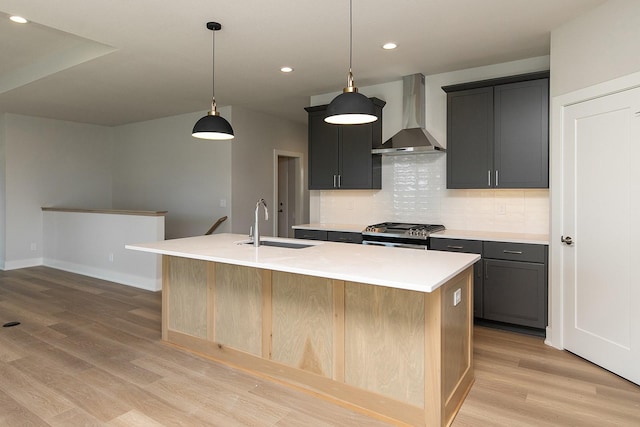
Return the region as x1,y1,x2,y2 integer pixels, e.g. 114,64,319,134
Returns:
308,110,339,190
483,259,546,329
494,79,549,188
294,229,328,241
339,124,375,189
446,87,494,189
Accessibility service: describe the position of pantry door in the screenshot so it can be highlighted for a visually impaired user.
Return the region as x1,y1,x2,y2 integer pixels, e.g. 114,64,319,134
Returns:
561,86,640,385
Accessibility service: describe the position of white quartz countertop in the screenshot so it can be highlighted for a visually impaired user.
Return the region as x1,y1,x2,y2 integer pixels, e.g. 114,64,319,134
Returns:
292,224,549,245
126,233,479,293
430,229,549,245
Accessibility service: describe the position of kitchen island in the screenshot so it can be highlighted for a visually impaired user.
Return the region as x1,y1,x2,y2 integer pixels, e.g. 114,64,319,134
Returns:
126,233,479,426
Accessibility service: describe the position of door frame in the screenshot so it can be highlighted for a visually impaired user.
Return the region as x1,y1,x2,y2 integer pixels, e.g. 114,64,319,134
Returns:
272,150,304,238
548,70,640,349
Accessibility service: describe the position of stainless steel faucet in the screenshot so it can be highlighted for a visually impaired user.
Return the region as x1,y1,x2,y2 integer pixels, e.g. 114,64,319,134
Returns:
252,198,269,247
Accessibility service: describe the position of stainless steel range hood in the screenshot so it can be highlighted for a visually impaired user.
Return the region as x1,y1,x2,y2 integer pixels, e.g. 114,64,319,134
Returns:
372,74,445,155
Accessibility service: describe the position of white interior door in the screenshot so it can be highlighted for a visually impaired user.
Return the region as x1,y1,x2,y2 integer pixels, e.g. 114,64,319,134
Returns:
562,87,640,385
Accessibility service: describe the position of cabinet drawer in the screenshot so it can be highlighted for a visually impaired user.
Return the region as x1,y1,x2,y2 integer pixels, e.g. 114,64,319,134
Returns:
327,231,363,244
294,229,327,241
483,241,546,263
430,238,482,254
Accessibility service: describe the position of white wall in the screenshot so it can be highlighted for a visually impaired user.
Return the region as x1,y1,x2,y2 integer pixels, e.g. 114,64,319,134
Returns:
231,106,308,236
0,114,6,268
112,110,233,240
547,0,640,348
43,210,164,291
3,114,113,269
309,57,551,234
550,0,640,97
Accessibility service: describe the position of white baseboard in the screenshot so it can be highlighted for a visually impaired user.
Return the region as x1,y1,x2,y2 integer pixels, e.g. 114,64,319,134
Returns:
3,258,43,270
43,258,161,292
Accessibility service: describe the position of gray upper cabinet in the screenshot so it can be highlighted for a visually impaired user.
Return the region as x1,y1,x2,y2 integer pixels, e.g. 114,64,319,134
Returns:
446,87,494,189
305,98,385,190
443,72,549,189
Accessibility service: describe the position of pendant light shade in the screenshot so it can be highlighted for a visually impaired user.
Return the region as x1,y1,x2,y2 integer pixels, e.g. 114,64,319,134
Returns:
192,21,234,140
325,0,377,125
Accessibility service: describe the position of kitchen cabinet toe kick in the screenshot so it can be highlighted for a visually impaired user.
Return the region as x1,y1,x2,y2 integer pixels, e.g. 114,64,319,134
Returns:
162,255,474,427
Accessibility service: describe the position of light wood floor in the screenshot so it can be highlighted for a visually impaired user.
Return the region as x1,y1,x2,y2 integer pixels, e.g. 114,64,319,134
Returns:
1,267,639,426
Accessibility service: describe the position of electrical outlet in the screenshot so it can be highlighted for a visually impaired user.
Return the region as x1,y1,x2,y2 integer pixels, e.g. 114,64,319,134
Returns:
108,253,114,262
30,242,37,251
220,198,227,208
453,288,462,306
497,203,506,215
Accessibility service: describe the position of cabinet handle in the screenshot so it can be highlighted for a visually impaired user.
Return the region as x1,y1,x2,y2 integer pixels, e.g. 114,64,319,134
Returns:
333,175,337,188
495,170,499,187
503,250,523,255
487,170,491,187
338,174,342,188
447,245,464,250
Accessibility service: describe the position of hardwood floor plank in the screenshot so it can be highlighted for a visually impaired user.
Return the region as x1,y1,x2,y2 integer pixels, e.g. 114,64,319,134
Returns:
48,408,105,426
0,388,50,426
2,266,639,426
107,410,166,427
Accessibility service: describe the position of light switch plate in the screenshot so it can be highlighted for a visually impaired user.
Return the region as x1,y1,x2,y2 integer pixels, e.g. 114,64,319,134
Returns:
453,288,462,306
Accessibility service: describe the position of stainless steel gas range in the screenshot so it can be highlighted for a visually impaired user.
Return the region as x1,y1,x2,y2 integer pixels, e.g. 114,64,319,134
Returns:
361,222,445,249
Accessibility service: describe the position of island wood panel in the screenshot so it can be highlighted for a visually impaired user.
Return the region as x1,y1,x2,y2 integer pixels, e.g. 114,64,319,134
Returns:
162,257,473,426
441,269,474,426
214,263,263,356
165,256,209,339
271,271,334,377
344,281,426,407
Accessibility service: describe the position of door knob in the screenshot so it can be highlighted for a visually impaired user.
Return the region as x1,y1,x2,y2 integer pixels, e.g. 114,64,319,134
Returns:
561,235,573,245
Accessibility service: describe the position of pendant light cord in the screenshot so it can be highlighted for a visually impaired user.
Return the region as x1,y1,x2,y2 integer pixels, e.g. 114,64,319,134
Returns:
349,0,353,74
211,27,216,108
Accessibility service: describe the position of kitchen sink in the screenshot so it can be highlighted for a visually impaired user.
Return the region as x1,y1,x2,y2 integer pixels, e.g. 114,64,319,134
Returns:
238,240,314,249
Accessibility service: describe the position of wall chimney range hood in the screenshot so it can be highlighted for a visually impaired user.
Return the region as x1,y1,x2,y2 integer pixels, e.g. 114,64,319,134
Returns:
372,74,446,155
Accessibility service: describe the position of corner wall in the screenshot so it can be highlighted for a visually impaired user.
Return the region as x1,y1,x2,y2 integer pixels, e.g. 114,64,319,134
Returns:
230,106,308,236
2,114,113,269
550,0,640,97
112,110,233,239
0,114,6,269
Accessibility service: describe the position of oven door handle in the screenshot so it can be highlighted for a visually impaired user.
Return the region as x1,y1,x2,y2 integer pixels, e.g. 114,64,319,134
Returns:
362,240,428,250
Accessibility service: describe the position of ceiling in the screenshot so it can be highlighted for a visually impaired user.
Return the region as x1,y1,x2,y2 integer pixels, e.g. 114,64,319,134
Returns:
0,0,606,126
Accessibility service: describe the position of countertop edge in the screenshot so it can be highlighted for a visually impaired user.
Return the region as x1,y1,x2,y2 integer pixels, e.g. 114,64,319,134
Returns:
126,234,480,293
430,230,549,245
43,207,168,217
292,224,549,245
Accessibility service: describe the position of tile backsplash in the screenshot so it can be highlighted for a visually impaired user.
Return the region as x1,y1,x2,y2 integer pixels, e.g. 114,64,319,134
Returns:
315,154,549,234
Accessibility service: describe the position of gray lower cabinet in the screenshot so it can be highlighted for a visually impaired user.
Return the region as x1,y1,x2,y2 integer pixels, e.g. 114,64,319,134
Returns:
431,238,548,331
294,229,362,244
483,241,547,329
293,229,327,241
430,238,483,318
483,259,546,329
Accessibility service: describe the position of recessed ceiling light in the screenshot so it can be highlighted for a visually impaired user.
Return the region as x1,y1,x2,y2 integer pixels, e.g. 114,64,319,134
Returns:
382,42,397,50
280,66,294,73
10,16,28,24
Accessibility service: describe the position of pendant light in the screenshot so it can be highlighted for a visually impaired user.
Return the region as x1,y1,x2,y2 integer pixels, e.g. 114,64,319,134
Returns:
192,22,234,140
325,0,377,125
